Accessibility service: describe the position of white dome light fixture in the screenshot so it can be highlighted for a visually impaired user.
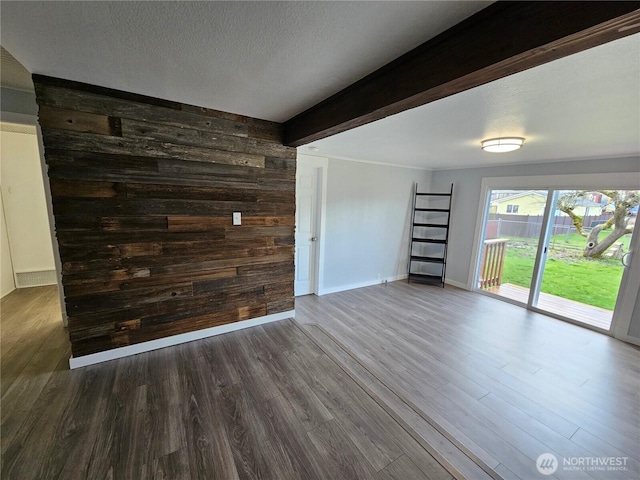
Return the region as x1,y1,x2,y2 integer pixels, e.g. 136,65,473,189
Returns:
481,137,525,153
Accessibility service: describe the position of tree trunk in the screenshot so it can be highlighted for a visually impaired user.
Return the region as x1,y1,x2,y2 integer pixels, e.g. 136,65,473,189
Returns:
583,225,628,257
583,205,631,257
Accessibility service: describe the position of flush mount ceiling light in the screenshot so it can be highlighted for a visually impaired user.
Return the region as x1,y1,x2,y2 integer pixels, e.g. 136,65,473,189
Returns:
481,137,525,153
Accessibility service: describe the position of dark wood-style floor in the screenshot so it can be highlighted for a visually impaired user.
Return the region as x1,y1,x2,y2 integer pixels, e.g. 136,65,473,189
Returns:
296,282,640,480
1,286,454,480
3,283,639,479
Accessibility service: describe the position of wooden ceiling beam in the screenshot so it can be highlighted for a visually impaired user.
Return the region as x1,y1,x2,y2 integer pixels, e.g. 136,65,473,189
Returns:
283,1,640,147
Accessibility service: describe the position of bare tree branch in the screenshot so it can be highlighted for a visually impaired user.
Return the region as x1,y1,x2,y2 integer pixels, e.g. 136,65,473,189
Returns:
582,190,638,258
557,192,588,237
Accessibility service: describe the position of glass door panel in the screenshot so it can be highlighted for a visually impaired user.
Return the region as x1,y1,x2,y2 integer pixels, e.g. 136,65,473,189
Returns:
478,189,548,304
534,189,637,330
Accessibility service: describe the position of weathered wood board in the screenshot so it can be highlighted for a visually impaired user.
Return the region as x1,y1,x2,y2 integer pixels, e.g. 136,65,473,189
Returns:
34,75,296,358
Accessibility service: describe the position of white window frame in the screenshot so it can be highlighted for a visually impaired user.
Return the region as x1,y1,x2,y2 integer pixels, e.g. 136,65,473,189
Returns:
469,172,640,341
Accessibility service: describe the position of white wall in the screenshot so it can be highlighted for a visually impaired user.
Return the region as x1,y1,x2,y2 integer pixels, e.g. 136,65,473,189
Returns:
0,128,56,276
320,157,430,294
1,193,15,297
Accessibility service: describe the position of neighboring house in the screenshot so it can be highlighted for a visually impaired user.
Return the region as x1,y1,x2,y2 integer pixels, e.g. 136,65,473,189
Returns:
490,191,546,215
491,191,607,217
566,198,604,217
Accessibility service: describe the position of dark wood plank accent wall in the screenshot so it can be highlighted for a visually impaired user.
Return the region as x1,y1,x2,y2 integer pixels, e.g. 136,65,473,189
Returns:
33,75,296,358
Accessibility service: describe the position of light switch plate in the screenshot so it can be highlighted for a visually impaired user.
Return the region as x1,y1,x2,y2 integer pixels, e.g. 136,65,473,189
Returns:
233,212,241,225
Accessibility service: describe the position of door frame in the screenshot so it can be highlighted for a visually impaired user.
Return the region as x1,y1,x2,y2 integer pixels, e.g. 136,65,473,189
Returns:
469,172,640,339
612,222,640,346
296,153,328,296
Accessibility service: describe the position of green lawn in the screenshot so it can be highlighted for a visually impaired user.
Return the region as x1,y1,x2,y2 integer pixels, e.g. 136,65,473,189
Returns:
486,225,632,311
501,250,624,311
505,232,632,255
548,231,632,252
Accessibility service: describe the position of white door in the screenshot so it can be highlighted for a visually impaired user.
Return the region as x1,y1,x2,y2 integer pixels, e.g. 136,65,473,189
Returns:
295,163,318,296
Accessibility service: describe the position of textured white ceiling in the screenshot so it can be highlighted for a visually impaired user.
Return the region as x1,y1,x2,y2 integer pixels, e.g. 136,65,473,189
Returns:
309,34,640,169
0,1,489,122
1,2,637,170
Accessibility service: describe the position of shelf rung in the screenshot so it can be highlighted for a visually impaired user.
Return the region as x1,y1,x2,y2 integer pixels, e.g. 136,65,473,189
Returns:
408,273,444,285
413,223,448,228
412,238,447,244
410,255,445,264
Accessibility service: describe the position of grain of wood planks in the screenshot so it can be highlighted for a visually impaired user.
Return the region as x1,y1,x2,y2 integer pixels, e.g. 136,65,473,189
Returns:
34,75,296,358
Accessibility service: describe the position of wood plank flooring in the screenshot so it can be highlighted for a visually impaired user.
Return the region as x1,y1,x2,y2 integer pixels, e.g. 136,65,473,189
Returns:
296,281,640,480
486,283,612,330
1,286,454,480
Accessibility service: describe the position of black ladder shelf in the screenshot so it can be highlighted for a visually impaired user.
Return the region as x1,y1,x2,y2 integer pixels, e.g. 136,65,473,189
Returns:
407,183,453,287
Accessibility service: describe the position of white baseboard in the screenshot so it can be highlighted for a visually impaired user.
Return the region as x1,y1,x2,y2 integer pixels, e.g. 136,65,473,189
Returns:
318,274,408,296
69,309,294,369
444,278,469,290
315,275,467,296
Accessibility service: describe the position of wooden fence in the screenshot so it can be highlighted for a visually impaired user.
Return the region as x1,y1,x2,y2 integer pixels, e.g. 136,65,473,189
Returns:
485,213,611,239
479,239,508,288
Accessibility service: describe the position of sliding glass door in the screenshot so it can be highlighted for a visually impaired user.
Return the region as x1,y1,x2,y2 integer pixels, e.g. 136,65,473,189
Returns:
477,187,638,332
477,189,548,304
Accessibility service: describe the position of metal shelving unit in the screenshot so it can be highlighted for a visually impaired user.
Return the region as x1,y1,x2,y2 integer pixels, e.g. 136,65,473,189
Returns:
407,183,453,287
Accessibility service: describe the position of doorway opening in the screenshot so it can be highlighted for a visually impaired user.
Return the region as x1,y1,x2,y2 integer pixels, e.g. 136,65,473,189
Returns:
294,154,327,296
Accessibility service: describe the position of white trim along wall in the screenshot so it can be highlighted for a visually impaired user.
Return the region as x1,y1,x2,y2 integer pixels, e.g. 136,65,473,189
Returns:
70,310,295,369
